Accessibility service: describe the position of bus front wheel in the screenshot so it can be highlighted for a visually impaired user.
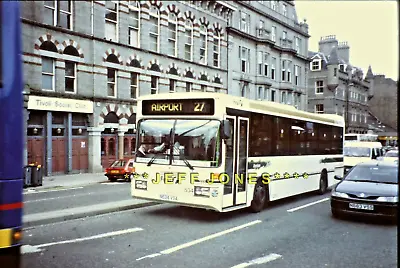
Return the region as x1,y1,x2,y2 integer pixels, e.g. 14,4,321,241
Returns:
250,179,268,213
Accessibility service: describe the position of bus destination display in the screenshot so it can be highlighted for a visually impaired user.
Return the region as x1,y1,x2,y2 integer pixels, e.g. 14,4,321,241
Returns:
142,99,215,115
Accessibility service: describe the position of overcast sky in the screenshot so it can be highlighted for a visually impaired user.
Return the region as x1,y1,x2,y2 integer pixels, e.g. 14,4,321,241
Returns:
294,0,398,80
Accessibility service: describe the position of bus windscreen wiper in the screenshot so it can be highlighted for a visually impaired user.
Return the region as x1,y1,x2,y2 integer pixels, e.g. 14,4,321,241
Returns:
146,152,166,167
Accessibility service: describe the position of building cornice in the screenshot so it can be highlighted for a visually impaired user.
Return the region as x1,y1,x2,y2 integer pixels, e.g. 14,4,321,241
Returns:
227,27,310,62
234,0,310,38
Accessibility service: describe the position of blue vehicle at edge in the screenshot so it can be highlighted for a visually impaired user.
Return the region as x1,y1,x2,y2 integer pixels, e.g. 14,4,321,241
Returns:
0,1,24,267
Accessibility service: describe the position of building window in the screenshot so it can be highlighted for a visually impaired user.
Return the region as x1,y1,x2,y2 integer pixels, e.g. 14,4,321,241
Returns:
257,51,263,75
130,72,139,99
43,0,73,29
201,85,207,92
271,57,276,80
287,61,291,82
64,61,76,93
105,1,118,42
149,6,160,52
264,53,269,76
271,26,276,42
128,1,140,47
241,83,249,97
271,0,276,10
311,59,321,71
258,20,265,37
151,76,158,94
186,82,192,92
167,13,178,57
213,30,221,68
199,25,208,64
107,68,117,97
264,87,269,100
281,91,287,104
169,79,176,93
240,11,249,33
315,104,324,114
339,64,345,71
334,68,337,77
282,3,287,16
287,92,293,105
239,46,249,73
258,86,263,100
294,65,299,85
295,37,299,53
42,57,55,91
281,60,286,82
282,31,287,40
271,89,276,101
315,80,324,94
185,20,193,61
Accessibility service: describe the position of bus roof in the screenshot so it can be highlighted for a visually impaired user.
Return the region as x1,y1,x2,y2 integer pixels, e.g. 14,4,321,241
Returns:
138,92,344,125
344,141,382,148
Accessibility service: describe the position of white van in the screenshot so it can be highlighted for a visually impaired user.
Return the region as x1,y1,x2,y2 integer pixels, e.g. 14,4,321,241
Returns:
343,141,383,174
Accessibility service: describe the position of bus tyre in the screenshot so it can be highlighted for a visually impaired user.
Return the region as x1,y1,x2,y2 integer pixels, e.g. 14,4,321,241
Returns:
318,171,328,195
250,179,268,213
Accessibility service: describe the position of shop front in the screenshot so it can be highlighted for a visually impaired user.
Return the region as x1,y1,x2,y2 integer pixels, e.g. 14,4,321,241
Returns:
27,95,93,175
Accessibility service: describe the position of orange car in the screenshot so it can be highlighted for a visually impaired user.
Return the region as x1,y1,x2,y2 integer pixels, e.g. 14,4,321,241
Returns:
105,159,135,182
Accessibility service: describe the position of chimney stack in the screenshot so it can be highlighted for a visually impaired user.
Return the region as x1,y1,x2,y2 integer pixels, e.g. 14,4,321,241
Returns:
337,41,350,63
318,35,338,55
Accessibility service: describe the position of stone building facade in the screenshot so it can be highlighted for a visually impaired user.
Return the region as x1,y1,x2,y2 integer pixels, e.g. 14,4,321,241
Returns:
21,0,235,175
226,0,310,110
307,35,374,134
368,74,398,131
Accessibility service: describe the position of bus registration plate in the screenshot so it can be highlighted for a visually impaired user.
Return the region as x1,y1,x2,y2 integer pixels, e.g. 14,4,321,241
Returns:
349,203,374,210
160,194,178,201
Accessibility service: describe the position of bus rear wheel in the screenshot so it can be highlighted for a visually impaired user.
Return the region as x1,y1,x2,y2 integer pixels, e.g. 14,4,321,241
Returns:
318,171,328,195
250,179,268,213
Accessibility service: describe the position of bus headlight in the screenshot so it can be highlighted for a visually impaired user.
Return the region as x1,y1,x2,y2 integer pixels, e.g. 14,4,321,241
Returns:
194,186,210,197
135,180,147,190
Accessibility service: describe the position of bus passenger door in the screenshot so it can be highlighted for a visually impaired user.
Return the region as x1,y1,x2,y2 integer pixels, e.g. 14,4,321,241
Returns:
222,116,248,208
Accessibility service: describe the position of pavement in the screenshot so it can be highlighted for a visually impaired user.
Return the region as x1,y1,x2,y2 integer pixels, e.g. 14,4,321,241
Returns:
23,172,159,227
21,191,398,268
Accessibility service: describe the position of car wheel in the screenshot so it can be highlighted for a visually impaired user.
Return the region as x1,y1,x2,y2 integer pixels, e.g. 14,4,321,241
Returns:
331,209,341,219
126,174,133,182
318,171,328,195
250,179,268,213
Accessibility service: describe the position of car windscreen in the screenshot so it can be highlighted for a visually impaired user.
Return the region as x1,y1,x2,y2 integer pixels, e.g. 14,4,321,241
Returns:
345,165,398,184
110,160,126,167
343,147,370,157
385,151,398,157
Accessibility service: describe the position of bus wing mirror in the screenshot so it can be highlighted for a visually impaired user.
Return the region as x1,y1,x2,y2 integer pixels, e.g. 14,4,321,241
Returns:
221,120,231,140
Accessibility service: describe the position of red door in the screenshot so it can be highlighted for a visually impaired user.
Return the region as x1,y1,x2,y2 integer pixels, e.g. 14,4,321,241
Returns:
27,138,44,166
72,137,88,172
101,135,118,168
52,138,66,173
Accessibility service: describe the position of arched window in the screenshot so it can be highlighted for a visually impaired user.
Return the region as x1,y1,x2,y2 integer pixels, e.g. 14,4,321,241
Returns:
167,13,178,56
104,112,119,124
213,30,221,68
106,54,119,97
40,41,58,91
184,20,193,61
199,24,208,64
63,46,80,93
149,6,160,52
128,1,140,47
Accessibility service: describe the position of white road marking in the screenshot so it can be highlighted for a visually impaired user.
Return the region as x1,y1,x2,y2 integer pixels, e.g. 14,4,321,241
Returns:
101,182,127,185
287,197,330,212
231,253,282,268
22,227,143,254
24,193,92,203
136,220,262,261
23,187,84,195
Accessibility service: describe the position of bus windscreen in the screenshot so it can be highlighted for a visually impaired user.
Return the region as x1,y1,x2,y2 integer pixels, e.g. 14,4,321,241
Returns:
142,98,215,116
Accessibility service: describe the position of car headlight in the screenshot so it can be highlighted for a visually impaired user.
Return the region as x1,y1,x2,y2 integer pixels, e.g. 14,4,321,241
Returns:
331,189,349,198
376,196,398,202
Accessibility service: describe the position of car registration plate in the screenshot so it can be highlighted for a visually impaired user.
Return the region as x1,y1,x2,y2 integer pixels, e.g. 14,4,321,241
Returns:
111,170,119,174
349,203,374,210
159,194,178,201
